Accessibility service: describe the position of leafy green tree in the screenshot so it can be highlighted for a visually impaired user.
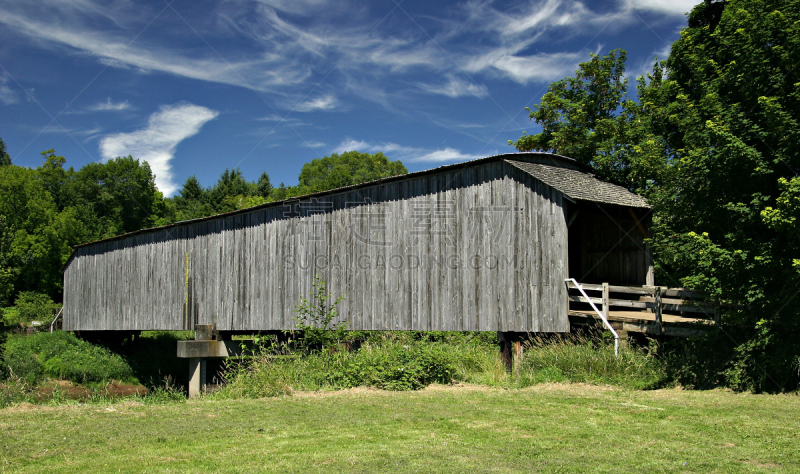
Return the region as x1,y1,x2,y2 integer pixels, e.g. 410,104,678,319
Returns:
64,156,164,237
270,183,289,202
0,214,16,306
510,0,800,391
0,164,81,302
511,50,628,165
222,195,267,211
644,0,800,391
296,151,407,195
36,150,71,210
510,49,668,191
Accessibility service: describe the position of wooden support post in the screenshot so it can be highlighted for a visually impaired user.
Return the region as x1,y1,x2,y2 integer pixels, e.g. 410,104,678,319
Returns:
565,280,571,322
498,332,512,373
513,340,523,375
498,332,524,375
654,286,663,336
602,282,610,323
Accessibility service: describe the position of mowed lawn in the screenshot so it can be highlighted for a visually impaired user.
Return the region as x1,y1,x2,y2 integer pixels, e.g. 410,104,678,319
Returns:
1,384,798,473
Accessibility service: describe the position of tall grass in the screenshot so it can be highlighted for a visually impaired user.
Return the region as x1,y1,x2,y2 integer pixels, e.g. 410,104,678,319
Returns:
212,332,500,398
0,329,669,407
210,331,668,399
517,334,668,390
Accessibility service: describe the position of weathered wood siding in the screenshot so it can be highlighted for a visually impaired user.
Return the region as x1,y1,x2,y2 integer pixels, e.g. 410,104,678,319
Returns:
64,160,569,332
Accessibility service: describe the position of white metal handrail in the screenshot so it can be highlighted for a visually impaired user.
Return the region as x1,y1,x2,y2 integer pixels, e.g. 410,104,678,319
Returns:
566,278,619,356
50,308,63,333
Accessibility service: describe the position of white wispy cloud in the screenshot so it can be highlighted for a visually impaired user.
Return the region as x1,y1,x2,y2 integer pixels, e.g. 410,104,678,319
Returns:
258,114,292,122
0,8,310,92
294,95,338,112
0,74,18,105
0,0,699,115
88,97,131,111
625,0,700,15
333,139,487,163
99,103,219,195
418,76,488,99
412,148,486,163
333,139,370,154
465,50,587,85
302,141,326,148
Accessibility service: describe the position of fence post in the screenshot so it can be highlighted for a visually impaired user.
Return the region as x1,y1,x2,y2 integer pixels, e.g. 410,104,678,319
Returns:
565,280,571,321
654,286,663,336
602,282,609,323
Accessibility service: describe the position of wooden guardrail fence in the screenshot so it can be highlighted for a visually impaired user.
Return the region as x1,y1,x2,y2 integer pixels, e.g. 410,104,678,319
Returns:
566,281,718,336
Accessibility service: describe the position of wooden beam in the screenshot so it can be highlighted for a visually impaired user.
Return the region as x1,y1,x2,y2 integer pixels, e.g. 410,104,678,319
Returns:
622,322,706,338
177,340,251,358
628,209,649,239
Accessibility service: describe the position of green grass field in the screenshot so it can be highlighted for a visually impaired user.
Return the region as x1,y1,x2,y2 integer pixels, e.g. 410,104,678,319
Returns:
1,384,798,473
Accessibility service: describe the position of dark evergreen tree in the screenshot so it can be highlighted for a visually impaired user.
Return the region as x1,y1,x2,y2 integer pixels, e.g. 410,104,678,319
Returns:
179,176,205,202
0,138,11,166
255,172,273,199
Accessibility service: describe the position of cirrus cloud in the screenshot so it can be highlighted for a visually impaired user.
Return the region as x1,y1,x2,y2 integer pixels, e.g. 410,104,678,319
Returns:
88,97,131,111
294,95,338,112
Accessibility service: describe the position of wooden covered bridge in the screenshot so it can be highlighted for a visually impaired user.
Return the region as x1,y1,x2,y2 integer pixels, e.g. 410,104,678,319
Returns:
62,152,713,393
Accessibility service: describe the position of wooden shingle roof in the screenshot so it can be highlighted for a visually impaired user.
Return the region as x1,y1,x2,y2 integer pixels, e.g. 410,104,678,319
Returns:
506,158,649,209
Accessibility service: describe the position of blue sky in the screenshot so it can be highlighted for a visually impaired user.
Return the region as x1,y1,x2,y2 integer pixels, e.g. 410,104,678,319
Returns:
0,0,699,196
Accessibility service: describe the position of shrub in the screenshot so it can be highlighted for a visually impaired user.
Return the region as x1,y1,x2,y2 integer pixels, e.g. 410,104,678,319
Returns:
4,292,60,326
2,331,134,385
330,340,459,390
293,275,347,352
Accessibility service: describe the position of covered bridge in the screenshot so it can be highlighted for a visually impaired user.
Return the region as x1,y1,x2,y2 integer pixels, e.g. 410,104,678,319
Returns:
63,152,652,335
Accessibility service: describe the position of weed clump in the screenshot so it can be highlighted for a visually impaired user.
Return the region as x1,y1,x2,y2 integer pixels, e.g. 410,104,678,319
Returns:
0,377,33,408
140,376,186,404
